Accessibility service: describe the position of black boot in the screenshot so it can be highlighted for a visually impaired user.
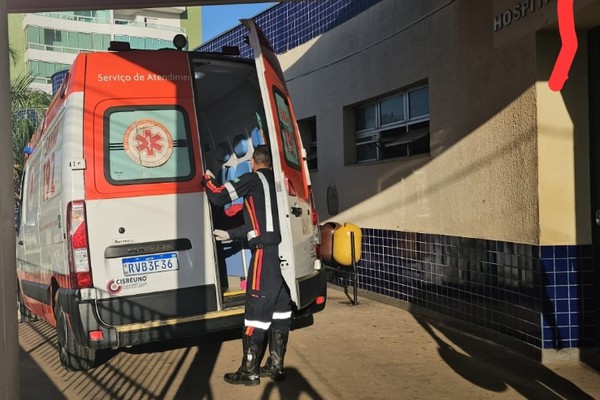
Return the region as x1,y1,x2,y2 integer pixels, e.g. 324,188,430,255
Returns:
260,327,289,381
224,329,265,386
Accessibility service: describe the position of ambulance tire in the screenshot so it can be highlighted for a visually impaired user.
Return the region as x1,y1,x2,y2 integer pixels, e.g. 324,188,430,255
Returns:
56,306,97,371
17,285,37,323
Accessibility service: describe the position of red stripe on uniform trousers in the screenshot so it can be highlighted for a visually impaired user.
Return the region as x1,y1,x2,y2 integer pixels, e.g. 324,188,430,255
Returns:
245,326,254,336
252,248,263,291
247,196,260,235
245,199,258,232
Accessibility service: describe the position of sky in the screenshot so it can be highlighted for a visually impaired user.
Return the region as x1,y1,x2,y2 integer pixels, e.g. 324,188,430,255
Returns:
202,2,277,43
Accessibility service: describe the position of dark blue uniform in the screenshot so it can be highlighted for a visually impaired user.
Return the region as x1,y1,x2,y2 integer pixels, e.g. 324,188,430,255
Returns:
203,168,291,333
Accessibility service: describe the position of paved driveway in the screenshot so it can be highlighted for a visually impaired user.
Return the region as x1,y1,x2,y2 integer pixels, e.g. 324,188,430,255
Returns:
19,287,600,399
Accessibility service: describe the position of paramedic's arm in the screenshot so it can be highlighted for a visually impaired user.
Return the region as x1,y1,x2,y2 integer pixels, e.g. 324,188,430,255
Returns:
201,172,234,206
227,223,251,241
201,172,256,207
213,228,249,243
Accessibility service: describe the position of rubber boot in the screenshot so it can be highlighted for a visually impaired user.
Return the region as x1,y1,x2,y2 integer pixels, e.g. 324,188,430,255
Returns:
260,328,289,381
224,329,265,386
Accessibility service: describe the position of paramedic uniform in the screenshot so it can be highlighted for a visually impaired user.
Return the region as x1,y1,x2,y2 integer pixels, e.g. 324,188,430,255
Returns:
202,168,291,336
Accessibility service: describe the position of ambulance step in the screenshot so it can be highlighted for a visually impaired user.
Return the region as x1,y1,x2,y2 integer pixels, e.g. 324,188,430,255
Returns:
223,291,245,308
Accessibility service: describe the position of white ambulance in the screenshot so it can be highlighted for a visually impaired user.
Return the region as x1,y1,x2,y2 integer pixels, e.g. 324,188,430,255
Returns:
15,20,326,371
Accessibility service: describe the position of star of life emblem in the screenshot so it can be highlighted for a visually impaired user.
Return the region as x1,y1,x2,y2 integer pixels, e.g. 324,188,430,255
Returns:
124,119,174,167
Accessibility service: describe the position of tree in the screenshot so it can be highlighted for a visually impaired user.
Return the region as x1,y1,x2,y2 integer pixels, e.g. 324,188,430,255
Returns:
10,46,52,204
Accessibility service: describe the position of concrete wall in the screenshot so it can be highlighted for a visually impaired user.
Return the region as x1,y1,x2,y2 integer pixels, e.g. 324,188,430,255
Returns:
280,0,543,244
180,5,201,49
536,31,591,245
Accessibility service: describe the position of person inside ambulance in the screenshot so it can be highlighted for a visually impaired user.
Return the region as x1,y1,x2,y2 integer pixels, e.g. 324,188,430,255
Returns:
201,145,292,385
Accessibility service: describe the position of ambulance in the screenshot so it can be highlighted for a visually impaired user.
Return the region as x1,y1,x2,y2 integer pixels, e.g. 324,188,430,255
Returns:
15,20,326,371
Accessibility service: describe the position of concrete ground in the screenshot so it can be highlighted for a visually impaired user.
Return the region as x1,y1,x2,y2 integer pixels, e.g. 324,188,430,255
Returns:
19,287,600,399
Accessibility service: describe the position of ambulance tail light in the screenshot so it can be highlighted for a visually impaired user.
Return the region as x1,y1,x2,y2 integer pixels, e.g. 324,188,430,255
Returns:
67,201,93,289
88,330,104,341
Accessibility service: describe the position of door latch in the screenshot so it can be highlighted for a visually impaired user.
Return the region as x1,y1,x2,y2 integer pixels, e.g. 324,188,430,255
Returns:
290,206,303,217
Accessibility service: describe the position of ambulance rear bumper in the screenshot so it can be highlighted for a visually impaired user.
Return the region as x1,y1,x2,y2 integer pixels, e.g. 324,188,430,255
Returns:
57,285,244,350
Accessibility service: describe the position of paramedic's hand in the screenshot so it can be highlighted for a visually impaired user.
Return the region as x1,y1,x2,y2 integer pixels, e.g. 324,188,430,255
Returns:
201,170,215,186
213,229,231,242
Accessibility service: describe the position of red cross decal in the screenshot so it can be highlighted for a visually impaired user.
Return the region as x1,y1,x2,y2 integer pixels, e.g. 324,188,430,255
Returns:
134,129,164,157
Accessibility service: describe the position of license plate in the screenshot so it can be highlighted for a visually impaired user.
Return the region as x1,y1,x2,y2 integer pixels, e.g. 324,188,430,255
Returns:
122,253,179,276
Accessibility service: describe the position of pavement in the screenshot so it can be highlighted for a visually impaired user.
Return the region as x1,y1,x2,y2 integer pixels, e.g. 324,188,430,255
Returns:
18,286,600,399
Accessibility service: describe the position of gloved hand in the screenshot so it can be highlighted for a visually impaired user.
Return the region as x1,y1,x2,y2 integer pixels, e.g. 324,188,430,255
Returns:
213,229,231,242
201,169,215,186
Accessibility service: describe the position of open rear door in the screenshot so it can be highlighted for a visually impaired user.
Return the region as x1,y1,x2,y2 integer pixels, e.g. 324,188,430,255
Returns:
242,20,320,310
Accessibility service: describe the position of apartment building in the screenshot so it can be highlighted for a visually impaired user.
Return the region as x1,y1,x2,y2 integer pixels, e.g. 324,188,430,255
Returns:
9,7,201,93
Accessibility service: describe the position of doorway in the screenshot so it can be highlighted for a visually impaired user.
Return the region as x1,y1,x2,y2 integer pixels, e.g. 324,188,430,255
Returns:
587,25,600,353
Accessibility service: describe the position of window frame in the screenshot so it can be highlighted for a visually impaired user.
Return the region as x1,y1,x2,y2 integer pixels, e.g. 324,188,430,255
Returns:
354,84,430,164
273,87,302,171
103,105,196,186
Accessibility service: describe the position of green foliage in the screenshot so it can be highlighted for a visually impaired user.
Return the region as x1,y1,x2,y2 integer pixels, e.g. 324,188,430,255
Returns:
12,115,38,193
10,46,53,203
9,46,17,66
11,74,36,110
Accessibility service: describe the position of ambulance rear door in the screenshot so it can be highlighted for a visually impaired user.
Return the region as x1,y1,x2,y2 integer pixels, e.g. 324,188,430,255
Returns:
242,20,321,310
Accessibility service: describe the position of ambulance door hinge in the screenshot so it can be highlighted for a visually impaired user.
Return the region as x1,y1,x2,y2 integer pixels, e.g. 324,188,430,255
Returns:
69,159,87,170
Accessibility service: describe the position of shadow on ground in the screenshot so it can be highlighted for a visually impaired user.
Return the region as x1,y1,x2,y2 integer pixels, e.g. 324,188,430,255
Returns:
417,317,596,400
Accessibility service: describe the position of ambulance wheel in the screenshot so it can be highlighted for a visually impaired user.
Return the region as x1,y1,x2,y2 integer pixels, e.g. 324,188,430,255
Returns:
17,285,37,323
56,307,97,371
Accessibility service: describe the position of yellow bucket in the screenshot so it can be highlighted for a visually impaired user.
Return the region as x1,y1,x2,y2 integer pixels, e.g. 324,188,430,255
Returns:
332,223,362,266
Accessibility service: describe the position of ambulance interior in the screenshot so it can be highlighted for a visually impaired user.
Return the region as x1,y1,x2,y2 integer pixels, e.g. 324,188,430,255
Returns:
192,57,268,304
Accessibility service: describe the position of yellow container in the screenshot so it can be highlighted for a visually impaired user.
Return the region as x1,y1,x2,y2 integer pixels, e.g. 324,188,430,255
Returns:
332,223,362,266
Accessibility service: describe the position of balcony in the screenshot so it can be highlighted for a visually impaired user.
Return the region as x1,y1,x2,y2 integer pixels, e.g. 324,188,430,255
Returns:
32,12,186,34
113,19,185,33
36,12,110,24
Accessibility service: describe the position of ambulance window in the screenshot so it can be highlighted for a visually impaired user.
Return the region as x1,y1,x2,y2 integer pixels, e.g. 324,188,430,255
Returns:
105,106,194,184
23,165,40,228
15,175,25,232
273,89,301,170
42,123,62,203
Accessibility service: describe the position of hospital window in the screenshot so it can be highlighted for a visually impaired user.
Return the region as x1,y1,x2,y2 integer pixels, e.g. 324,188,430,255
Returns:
354,85,429,163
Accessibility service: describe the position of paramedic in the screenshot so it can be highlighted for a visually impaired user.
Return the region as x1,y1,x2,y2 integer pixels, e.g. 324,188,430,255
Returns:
201,145,291,386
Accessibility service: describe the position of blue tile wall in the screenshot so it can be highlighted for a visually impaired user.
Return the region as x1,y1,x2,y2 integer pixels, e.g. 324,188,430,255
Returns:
540,245,596,349
329,228,597,350
197,0,385,57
